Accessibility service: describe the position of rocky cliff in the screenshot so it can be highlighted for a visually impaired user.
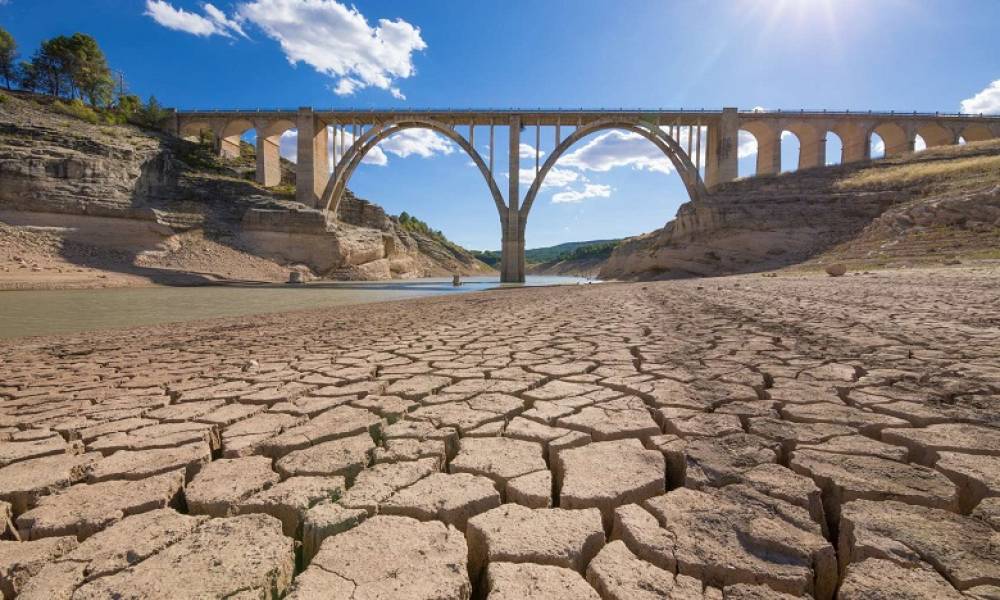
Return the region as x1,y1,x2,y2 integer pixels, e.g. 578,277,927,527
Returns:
600,139,1000,280
0,91,492,288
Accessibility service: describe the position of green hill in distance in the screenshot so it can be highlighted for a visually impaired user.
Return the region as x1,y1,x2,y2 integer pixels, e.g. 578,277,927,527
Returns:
471,239,622,268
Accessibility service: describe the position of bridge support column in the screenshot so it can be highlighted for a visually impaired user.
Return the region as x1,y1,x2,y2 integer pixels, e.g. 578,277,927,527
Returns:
798,131,826,169
216,133,241,159
705,107,738,187
256,133,282,187
755,129,782,175
839,126,870,163
501,116,525,283
296,107,329,208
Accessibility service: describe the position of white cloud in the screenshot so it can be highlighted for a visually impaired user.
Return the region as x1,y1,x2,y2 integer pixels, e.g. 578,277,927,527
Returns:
552,183,612,204
560,131,674,174
871,135,885,157
737,130,758,158
237,0,426,98
914,136,927,152
144,0,245,37
379,129,454,159
518,166,581,190
519,143,544,160
960,79,1000,114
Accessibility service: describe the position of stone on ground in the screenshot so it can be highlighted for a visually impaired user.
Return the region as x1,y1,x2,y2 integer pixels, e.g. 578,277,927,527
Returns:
339,457,439,515
71,514,294,599
933,451,1000,513
16,471,184,541
185,455,279,517
506,470,553,509
881,423,1000,465
586,539,700,600
380,472,500,531
450,437,546,489
287,515,469,600
85,442,210,483
237,476,345,537
838,499,1000,590
555,397,661,441
555,439,665,530
301,501,366,566
466,504,605,581
486,562,600,599
0,535,77,598
0,452,101,514
274,432,375,479
838,558,965,599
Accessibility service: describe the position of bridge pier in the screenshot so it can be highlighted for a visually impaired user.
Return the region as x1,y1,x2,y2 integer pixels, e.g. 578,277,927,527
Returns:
296,108,329,208
256,133,282,187
501,116,525,283
705,107,738,187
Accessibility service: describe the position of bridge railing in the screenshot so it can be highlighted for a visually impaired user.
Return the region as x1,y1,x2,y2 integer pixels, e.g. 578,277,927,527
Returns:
172,107,1000,119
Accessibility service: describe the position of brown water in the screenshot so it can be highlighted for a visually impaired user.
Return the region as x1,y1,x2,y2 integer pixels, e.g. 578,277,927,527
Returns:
0,276,590,339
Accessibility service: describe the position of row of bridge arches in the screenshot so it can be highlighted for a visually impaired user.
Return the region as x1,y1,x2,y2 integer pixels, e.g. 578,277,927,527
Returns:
736,121,997,177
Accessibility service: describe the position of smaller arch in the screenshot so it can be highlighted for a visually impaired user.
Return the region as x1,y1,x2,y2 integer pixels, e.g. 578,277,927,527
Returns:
913,134,927,153
216,118,254,159
782,123,824,170
736,129,760,178
825,130,843,166
870,123,909,158
178,119,212,142
253,119,296,188
962,123,995,143
915,122,956,148
779,129,801,173
739,120,781,176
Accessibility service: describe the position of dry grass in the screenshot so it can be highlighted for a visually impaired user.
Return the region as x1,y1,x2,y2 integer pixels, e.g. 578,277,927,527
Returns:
836,154,1000,191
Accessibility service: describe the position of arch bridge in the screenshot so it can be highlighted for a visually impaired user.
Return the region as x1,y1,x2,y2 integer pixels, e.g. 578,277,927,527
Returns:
169,107,1000,282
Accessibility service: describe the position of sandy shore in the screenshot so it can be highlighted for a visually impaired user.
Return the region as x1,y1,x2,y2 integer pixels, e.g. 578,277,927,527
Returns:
1,267,998,598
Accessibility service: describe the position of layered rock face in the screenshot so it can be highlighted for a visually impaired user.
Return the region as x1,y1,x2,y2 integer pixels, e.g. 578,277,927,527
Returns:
600,140,1000,280
0,92,491,283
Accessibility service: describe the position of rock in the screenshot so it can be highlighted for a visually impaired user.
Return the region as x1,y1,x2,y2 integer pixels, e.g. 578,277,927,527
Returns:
185,456,279,517
555,397,661,442
586,539,701,600
973,497,1000,530
838,499,1000,590
882,423,1000,465
779,403,909,436
825,263,847,277
450,437,546,491
301,501,366,566
555,439,665,531
0,452,101,514
85,442,211,483
661,412,743,438
641,486,836,599
237,476,345,537
274,432,375,479
385,375,452,399
683,433,778,488
466,504,605,581
798,434,909,462
486,561,600,599
0,536,78,598
838,558,965,599
71,514,294,599
16,471,184,541
741,464,827,535
257,405,380,458
934,452,1000,513
506,470,553,509
287,516,469,600
610,503,678,572
0,432,81,468
789,449,959,523
16,509,205,599
339,458,440,516
381,472,500,531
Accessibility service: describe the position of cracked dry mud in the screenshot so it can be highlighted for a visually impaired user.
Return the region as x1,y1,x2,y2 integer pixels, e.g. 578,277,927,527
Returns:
0,268,998,599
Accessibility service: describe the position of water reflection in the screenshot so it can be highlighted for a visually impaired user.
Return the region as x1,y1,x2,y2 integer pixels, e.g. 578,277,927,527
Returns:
0,276,594,339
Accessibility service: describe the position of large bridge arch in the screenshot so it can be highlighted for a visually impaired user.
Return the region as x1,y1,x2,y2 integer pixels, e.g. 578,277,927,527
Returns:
519,119,706,228
320,118,507,225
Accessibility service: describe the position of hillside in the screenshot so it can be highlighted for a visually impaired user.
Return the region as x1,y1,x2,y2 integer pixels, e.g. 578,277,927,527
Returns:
473,238,621,277
600,139,1000,280
0,91,493,288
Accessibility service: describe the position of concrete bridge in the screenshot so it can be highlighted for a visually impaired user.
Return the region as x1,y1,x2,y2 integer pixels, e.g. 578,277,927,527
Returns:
169,107,1000,282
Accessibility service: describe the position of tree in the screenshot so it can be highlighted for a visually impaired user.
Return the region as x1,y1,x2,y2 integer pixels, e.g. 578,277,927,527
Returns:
29,33,112,105
0,27,16,90
16,60,38,92
68,33,112,107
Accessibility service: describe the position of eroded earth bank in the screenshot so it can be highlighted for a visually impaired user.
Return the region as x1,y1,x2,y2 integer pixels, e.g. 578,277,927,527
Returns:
0,268,998,598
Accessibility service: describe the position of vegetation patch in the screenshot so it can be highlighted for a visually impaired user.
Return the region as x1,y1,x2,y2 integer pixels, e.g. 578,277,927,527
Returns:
837,154,1000,190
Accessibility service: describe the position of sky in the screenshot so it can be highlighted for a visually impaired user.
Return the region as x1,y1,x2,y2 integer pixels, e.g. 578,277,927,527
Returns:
2,0,999,251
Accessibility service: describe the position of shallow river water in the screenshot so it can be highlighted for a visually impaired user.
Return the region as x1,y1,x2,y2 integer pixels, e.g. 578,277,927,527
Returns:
0,276,592,339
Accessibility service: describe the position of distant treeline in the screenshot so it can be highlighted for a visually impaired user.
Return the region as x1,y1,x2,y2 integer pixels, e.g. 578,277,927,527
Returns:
472,238,621,267
0,26,168,127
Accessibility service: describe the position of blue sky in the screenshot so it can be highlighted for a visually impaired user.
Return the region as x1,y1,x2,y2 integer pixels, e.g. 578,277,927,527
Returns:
2,0,999,250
